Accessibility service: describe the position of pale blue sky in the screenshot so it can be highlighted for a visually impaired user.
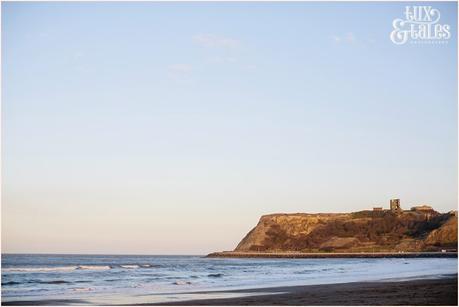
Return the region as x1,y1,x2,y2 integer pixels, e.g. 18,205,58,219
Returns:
2,2,457,254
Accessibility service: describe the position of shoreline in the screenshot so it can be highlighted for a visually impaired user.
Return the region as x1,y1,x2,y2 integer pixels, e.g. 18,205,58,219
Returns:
146,276,459,306
207,251,458,258
3,276,457,306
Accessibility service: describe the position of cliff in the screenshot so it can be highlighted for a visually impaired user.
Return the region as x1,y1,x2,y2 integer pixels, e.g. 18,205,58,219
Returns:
234,210,458,253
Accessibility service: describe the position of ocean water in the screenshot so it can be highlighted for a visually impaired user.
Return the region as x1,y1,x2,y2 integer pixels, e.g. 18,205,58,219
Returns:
1,254,457,304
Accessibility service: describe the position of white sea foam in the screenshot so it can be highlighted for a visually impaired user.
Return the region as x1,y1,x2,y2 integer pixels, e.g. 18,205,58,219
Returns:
2,266,77,272
72,287,93,292
3,265,113,272
77,265,111,270
120,265,140,269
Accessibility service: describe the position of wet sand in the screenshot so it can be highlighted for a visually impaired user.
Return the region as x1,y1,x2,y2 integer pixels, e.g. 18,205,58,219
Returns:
149,276,458,306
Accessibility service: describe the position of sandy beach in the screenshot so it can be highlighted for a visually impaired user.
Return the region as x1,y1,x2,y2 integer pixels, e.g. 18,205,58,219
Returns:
3,276,457,305
147,276,458,306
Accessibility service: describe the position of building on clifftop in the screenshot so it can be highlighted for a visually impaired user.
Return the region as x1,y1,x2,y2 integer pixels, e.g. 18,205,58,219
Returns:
411,205,434,212
411,205,436,220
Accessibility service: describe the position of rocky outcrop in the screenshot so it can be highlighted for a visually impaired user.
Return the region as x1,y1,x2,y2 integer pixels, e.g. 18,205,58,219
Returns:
425,214,458,246
234,210,458,253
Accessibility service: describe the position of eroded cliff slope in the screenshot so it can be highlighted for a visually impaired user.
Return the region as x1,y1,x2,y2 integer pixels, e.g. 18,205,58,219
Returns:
235,210,458,253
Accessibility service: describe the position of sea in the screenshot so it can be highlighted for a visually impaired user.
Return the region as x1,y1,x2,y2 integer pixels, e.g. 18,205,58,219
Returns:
1,254,457,305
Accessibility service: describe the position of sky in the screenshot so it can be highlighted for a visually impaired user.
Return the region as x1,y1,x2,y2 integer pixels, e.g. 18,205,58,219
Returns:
2,2,457,255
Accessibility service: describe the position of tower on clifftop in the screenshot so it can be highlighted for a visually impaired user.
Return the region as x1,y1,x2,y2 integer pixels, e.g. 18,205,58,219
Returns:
390,199,402,213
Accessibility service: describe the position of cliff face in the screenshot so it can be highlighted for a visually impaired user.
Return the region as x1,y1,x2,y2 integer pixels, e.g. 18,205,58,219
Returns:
425,214,458,245
234,211,458,253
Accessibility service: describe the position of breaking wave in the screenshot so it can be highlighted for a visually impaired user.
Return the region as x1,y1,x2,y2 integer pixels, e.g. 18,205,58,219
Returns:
2,279,90,286
3,264,157,273
2,266,78,273
120,265,140,269
140,264,159,268
72,287,93,292
76,265,111,270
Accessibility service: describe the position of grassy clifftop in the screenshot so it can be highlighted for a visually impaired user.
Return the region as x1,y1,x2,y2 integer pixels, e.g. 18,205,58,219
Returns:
234,210,457,253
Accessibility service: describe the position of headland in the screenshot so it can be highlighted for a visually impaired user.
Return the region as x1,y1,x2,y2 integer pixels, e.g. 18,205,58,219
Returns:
209,199,458,258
